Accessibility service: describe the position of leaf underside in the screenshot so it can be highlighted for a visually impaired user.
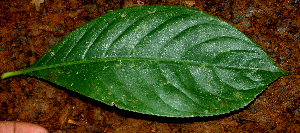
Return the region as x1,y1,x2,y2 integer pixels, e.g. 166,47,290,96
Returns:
2,5,289,117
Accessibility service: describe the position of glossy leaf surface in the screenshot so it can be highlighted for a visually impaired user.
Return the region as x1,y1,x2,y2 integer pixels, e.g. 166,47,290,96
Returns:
1,5,290,117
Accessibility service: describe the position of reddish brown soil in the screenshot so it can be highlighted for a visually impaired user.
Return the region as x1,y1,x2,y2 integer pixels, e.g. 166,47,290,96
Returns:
1,0,299,132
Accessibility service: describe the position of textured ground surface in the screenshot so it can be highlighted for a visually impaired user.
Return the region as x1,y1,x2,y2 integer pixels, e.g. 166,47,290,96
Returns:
0,0,299,132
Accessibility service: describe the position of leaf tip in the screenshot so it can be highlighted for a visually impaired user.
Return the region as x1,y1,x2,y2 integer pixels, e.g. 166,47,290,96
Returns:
281,69,293,76
286,72,294,75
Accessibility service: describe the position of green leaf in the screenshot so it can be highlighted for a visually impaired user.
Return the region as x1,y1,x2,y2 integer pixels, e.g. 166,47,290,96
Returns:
1,5,290,117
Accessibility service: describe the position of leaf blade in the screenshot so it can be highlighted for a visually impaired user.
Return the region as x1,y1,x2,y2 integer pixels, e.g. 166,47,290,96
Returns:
1,5,290,117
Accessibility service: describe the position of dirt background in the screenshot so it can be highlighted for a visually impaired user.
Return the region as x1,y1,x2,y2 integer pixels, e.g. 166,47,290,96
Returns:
0,0,299,132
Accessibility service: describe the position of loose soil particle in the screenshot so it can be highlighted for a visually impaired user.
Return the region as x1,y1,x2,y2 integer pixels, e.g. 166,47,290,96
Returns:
0,0,299,132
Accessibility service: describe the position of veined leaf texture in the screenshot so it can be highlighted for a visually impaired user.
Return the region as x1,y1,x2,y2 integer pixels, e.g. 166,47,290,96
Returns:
1,5,290,117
